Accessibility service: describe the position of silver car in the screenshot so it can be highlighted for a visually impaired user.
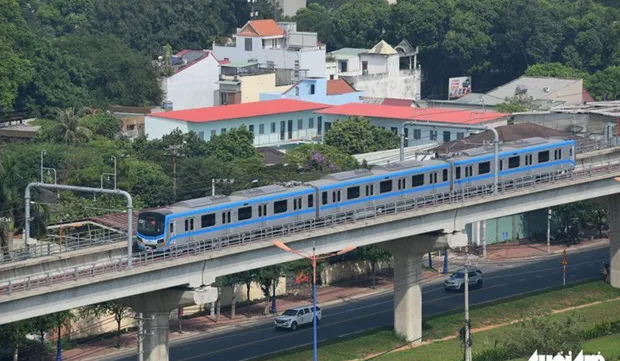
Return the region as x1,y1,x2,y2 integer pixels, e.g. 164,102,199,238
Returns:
444,268,483,291
274,305,322,331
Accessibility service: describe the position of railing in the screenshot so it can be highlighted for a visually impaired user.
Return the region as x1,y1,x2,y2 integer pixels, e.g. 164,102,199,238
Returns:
0,229,126,264
2,159,620,297
575,137,618,154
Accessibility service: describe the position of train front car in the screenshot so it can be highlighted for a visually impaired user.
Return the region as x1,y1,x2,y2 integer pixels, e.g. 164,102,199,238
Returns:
136,210,169,251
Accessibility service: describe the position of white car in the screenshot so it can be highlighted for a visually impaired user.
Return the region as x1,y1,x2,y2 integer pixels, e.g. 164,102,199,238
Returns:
274,305,322,330
444,267,483,291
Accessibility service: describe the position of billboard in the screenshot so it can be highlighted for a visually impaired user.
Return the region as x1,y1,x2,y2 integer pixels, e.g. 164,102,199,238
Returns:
448,76,472,99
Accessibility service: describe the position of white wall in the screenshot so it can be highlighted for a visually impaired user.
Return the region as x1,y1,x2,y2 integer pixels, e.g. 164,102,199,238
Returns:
145,116,189,140
163,56,220,110
359,54,388,75
347,69,422,100
278,0,307,16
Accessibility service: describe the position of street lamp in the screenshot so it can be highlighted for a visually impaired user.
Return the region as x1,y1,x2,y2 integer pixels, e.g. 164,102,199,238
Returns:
272,241,356,361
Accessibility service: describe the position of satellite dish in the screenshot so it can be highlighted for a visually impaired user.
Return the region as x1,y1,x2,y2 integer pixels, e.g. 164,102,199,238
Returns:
515,85,528,95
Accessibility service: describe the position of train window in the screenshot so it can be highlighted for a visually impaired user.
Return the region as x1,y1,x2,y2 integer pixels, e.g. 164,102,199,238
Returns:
170,222,174,233
525,154,533,165
337,191,341,202
332,192,336,203
443,169,448,182
258,204,267,217
538,151,549,163
412,174,424,187
455,167,461,179
238,206,252,221
347,186,360,200
200,213,215,228
308,194,314,208
479,162,490,175
499,160,503,171
366,184,375,196
221,211,231,224
380,180,393,193
189,218,194,230
509,156,520,169
184,220,189,231
322,192,328,205
569,147,573,157
274,200,288,214
398,178,405,190
554,149,562,160
433,173,438,183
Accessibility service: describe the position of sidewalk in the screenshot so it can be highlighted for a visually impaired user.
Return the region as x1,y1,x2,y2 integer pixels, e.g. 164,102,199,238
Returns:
60,238,609,361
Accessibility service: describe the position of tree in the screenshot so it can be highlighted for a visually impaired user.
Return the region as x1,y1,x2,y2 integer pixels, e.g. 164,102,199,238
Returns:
257,266,284,315
324,117,400,155
0,154,22,250
355,246,391,289
523,62,590,79
586,66,620,100
119,159,173,207
495,94,538,113
31,311,73,361
79,112,121,139
233,270,258,316
285,143,358,173
0,320,33,361
80,302,131,348
49,107,93,145
204,126,260,162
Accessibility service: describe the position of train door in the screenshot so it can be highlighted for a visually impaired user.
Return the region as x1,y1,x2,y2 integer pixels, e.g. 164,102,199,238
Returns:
221,209,232,234
166,219,176,246
257,203,268,227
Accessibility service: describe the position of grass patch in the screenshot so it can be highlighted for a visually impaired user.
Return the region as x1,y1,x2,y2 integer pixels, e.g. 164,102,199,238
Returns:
259,281,620,361
583,333,620,360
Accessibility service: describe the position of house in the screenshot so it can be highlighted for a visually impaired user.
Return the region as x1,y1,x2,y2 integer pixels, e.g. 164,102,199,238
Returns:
212,20,325,80
145,99,331,147
328,40,422,100
109,105,158,138
160,50,222,110
215,60,291,105
259,78,363,105
315,103,509,146
277,0,307,17
426,76,589,110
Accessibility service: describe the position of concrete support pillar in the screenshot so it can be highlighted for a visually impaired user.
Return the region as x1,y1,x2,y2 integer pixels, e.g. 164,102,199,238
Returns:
379,232,466,342
121,288,198,361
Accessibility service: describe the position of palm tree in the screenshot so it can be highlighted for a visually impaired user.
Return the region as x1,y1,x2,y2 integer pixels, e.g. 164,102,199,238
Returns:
53,107,92,145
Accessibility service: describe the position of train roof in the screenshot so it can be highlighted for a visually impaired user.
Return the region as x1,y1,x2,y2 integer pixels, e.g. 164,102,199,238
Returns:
373,159,447,172
170,195,231,212
230,184,310,199
448,137,571,161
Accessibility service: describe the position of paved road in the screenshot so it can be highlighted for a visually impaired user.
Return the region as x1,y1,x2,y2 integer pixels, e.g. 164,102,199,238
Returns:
116,246,609,361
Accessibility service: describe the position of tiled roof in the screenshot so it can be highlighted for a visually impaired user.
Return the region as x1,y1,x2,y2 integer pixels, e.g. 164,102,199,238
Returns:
431,122,580,154
150,99,330,123
239,19,285,37
327,79,357,95
316,103,508,125
367,40,397,55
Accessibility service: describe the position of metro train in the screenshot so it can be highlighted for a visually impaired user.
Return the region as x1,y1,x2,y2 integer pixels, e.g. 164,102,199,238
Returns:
136,137,576,251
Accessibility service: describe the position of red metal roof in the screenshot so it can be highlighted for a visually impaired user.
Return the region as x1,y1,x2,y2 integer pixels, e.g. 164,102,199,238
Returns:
381,98,414,107
239,20,285,37
316,103,508,125
327,79,357,95
150,99,330,123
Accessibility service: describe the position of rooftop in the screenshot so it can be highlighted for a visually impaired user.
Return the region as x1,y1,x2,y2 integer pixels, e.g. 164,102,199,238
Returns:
484,76,584,106
150,99,330,123
328,48,369,60
239,19,285,37
366,40,397,55
326,79,358,95
316,103,508,125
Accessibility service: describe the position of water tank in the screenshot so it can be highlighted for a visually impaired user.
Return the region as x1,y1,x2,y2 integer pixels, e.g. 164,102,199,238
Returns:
163,101,173,111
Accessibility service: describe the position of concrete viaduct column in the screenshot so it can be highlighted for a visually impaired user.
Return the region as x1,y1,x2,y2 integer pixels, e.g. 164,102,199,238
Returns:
380,232,467,342
605,196,620,288
122,288,198,361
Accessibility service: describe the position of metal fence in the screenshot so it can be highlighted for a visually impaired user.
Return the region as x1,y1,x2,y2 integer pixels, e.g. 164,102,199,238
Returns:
2,159,620,297
0,228,126,264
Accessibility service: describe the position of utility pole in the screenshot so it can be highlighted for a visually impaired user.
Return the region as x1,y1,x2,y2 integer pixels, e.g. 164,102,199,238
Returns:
211,178,235,196
134,312,152,361
547,208,552,254
167,145,181,202
463,246,472,361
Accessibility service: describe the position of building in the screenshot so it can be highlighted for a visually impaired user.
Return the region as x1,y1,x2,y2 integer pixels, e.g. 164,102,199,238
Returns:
277,0,306,17
145,99,330,147
327,40,421,100
315,103,509,146
212,20,325,80
215,61,291,105
109,105,158,138
426,76,590,110
160,50,222,110
260,78,363,105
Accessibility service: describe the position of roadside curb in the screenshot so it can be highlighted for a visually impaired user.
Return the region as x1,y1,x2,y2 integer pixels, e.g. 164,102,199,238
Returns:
459,241,609,264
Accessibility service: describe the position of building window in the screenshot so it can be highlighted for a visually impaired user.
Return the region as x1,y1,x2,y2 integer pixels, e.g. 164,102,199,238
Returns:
248,124,254,134
457,132,465,140
413,129,421,140
219,92,229,105
295,87,299,96
309,118,315,128
317,116,323,135
221,128,226,134
198,131,204,140
297,119,303,130
310,84,315,95
339,60,348,73
330,74,335,80
391,127,398,135
259,124,265,134
324,122,332,133
245,38,252,51
362,61,368,72
430,130,438,140
443,131,451,142
271,122,276,133
210,130,216,139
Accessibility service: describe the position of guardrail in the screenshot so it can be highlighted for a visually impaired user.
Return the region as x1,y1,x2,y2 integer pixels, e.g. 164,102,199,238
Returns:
2,159,620,297
0,229,126,264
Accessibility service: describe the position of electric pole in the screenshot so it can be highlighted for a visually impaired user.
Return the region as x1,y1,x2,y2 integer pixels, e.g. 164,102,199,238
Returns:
167,145,181,202
547,208,552,254
463,245,472,361
211,178,235,196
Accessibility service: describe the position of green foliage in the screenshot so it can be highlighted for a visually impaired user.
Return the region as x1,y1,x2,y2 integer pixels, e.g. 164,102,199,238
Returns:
80,301,131,347
285,143,358,172
204,126,260,162
0,319,33,355
119,159,173,207
586,66,620,101
79,112,121,139
46,107,93,145
324,117,400,155
495,102,529,114
551,201,608,242
524,62,590,79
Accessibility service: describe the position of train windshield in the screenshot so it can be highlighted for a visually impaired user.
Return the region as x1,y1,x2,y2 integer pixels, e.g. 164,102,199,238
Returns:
137,213,164,237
